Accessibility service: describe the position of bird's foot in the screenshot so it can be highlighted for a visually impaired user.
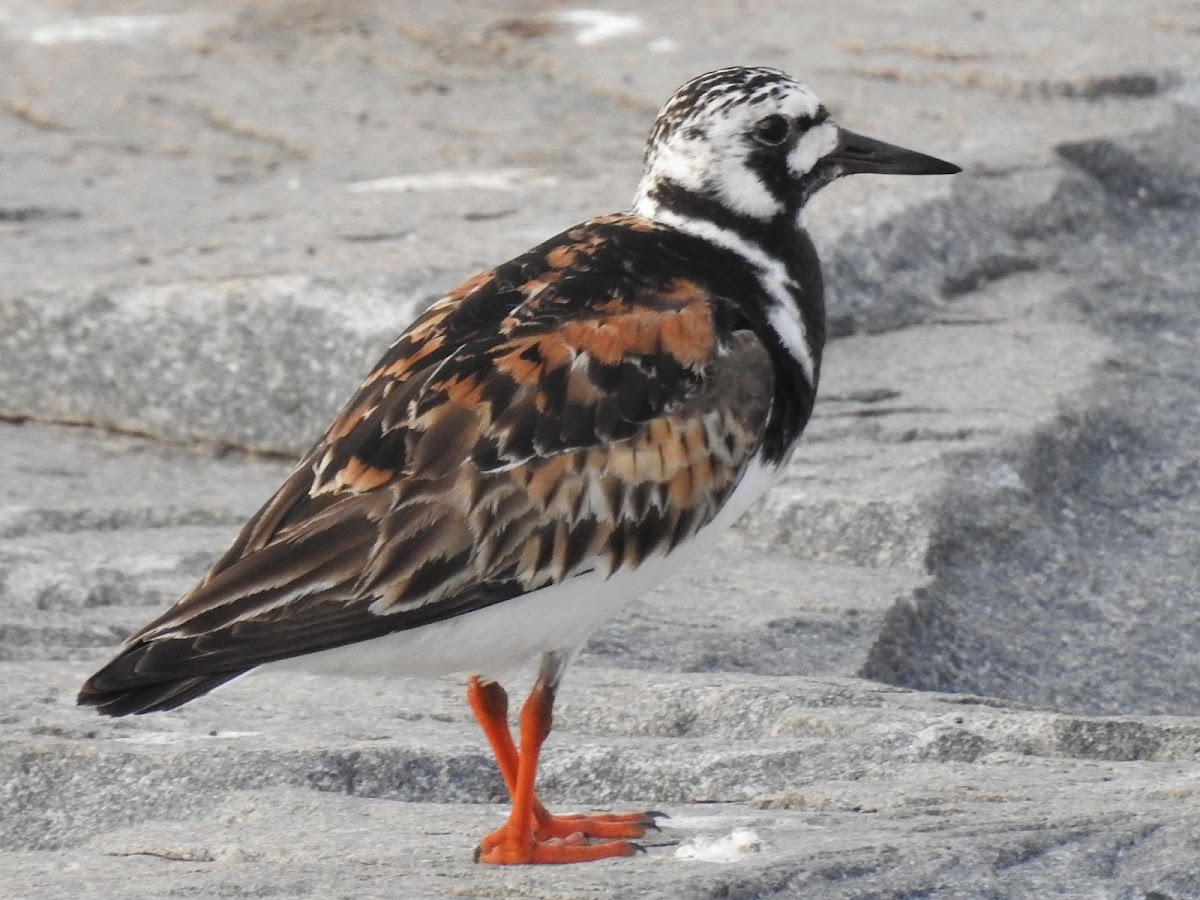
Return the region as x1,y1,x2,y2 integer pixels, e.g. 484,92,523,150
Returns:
475,808,663,864
475,826,642,865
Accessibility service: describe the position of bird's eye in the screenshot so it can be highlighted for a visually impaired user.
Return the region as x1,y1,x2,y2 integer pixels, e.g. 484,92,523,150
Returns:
752,115,791,146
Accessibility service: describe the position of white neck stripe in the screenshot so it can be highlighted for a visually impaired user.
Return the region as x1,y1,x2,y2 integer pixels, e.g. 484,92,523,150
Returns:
641,205,817,387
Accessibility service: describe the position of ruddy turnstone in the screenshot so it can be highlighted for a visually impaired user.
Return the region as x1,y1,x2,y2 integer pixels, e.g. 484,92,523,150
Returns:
79,66,959,865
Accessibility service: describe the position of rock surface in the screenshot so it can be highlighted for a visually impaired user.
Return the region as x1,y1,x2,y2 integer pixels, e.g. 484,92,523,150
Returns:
3,1,1200,898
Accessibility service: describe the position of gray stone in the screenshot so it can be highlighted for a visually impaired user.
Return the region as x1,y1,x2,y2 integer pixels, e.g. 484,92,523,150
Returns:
6,665,1200,898
0,276,428,454
2,1,1200,898
862,114,1200,717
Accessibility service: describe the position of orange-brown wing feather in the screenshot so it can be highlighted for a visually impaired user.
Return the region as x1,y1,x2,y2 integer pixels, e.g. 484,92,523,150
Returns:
79,216,775,701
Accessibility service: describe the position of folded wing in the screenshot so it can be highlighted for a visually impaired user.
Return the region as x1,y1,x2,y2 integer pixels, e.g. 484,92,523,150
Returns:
78,217,775,715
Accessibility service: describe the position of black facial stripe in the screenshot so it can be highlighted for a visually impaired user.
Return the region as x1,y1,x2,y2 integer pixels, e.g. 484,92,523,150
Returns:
749,104,836,205
650,178,777,246
794,106,830,133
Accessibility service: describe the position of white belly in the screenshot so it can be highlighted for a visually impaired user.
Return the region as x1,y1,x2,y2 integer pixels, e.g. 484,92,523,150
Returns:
265,456,781,681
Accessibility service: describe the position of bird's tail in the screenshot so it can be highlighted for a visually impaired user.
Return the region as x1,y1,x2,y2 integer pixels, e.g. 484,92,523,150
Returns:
77,645,245,717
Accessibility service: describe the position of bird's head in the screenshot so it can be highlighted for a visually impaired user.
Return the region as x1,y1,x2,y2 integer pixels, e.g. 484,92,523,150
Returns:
632,66,960,230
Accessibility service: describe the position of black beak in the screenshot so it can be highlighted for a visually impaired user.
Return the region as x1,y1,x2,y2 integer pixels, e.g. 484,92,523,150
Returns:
827,128,961,176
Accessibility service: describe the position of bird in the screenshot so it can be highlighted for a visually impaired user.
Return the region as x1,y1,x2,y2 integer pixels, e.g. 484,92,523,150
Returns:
78,66,960,865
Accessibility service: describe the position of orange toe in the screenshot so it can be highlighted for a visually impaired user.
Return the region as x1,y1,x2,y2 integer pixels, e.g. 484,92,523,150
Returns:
535,808,663,841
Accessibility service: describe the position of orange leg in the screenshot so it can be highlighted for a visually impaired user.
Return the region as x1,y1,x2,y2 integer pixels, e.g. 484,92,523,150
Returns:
466,672,660,864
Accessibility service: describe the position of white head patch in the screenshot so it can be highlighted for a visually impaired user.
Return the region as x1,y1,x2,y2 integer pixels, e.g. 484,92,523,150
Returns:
788,122,840,180
632,67,831,222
